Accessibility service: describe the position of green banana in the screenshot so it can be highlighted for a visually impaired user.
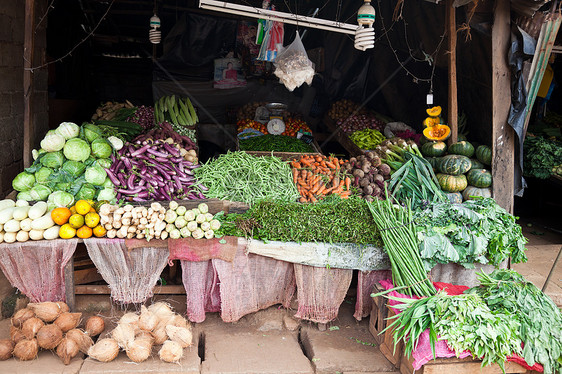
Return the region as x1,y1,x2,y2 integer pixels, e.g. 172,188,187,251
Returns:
177,98,193,126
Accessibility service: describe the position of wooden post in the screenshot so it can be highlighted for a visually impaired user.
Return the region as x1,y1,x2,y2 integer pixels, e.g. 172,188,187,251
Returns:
23,0,35,168
446,0,458,144
64,258,76,311
491,0,515,213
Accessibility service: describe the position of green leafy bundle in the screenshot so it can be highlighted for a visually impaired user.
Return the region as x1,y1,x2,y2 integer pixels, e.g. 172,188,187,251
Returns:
413,198,527,269
215,196,382,246
386,293,521,372
239,135,315,153
523,136,562,179
469,270,562,374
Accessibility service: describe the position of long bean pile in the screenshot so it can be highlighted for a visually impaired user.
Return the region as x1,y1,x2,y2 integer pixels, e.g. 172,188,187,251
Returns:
367,197,435,297
194,151,300,205
239,135,315,153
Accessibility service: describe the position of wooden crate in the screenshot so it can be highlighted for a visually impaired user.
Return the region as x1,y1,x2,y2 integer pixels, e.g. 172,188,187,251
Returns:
399,354,535,374
378,307,403,367
322,114,363,156
369,285,389,344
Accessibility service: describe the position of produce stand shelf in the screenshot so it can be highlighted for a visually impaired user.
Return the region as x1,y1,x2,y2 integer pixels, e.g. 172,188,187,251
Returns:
323,114,364,156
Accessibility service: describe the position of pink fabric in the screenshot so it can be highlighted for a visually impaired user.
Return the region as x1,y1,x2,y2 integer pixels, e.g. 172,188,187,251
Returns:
507,354,543,372
213,250,296,322
354,270,392,321
169,236,239,262
294,264,353,323
0,239,78,302
181,260,221,323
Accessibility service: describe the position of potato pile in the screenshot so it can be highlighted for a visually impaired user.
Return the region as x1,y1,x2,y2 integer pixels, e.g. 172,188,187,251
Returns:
236,101,266,121
327,99,368,121
343,152,391,201
1,302,104,365
88,302,192,364
91,100,135,121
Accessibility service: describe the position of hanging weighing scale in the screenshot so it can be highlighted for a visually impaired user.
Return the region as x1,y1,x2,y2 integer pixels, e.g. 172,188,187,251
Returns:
265,103,287,135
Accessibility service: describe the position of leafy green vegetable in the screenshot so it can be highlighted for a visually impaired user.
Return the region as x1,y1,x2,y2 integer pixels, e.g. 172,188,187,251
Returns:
41,151,65,169
523,136,562,179
90,138,113,158
468,270,562,374
239,135,315,153
63,138,91,162
35,167,53,184
12,172,35,192
61,160,86,177
85,165,107,186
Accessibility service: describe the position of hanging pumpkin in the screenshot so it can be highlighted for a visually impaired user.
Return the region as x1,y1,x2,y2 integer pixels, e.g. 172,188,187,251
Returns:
423,124,451,141
426,106,442,117
423,117,441,128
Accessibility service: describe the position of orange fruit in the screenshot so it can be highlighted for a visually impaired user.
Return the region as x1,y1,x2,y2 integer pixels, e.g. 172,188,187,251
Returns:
89,206,96,213
68,214,85,229
85,212,100,228
59,224,76,239
51,207,72,226
76,225,93,239
93,225,107,238
75,200,91,215
69,205,77,215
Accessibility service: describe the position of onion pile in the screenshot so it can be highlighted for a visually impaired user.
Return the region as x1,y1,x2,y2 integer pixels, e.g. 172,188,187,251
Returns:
337,114,384,134
327,99,368,121
127,105,155,130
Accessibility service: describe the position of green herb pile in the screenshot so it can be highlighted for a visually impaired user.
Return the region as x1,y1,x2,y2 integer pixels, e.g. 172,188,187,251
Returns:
468,270,562,374
523,136,562,179
239,135,315,153
413,197,527,270
215,196,382,246
386,292,522,372
367,197,435,297
194,151,300,206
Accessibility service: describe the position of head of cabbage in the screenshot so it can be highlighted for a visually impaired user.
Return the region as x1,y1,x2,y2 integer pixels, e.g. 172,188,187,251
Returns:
76,183,97,200
97,188,117,203
40,133,66,152
30,184,52,201
32,148,47,161
91,138,113,159
102,177,114,189
47,191,74,209
17,191,33,201
83,123,103,143
35,167,53,184
55,122,80,140
85,165,107,186
96,158,112,169
12,171,35,192
63,138,91,162
55,182,71,192
61,160,86,177
41,151,65,169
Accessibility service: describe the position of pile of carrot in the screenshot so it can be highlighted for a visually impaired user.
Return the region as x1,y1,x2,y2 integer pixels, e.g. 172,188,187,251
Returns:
290,154,351,203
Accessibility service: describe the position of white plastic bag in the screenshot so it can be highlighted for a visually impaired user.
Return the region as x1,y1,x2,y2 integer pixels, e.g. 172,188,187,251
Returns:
273,32,315,91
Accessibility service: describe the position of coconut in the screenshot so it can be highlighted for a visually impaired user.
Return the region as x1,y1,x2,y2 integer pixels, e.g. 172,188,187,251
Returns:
56,337,80,365
0,339,14,360
27,302,62,322
85,316,105,337
151,326,168,345
138,306,158,332
56,301,70,313
148,302,174,321
126,338,153,363
11,308,35,328
36,324,63,350
165,325,192,348
10,326,26,344
66,329,93,354
87,338,120,363
13,338,38,361
168,314,190,329
159,340,183,363
135,330,155,343
54,312,81,333
119,312,139,326
111,323,135,349
22,317,44,339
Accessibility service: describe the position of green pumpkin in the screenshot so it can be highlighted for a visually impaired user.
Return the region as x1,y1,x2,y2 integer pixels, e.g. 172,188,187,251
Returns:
469,158,485,170
476,145,492,166
421,141,447,157
437,155,472,176
437,173,468,192
462,186,492,200
425,157,442,171
466,169,492,188
446,192,463,204
448,141,475,158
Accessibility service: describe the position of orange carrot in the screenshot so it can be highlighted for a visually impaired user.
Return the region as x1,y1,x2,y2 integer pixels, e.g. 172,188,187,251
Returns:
345,177,351,191
299,197,307,203
326,162,336,169
340,191,351,198
292,169,298,184
300,158,312,167
317,184,326,195
311,182,322,194
310,195,317,203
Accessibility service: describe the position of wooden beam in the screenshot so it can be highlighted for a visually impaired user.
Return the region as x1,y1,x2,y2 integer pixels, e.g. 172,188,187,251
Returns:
446,0,458,144
75,285,186,295
23,0,35,168
64,260,76,312
491,0,515,213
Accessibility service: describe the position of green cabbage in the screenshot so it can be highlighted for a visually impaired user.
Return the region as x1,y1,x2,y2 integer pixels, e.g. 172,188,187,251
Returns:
63,138,91,162
85,165,107,186
56,122,80,140
107,136,123,151
83,123,103,143
55,182,71,192
102,177,114,189
29,184,52,201
35,167,53,184
17,191,34,201
32,149,46,160
41,151,65,168
12,172,35,192
47,191,74,208
91,138,113,159
40,133,66,152
97,188,117,203
76,183,96,200
96,158,111,169
61,160,86,177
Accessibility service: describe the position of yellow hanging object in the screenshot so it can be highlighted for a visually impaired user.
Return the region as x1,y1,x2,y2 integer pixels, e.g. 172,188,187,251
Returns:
423,124,451,141
426,106,442,117
423,117,440,128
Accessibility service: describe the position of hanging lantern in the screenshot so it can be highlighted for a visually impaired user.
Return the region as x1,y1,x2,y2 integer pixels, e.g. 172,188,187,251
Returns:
149,14,161,44
355,0,375,51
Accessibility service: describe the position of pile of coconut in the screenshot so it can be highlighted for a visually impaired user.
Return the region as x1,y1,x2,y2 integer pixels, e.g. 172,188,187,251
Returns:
0,301,105,364
88,302,192,364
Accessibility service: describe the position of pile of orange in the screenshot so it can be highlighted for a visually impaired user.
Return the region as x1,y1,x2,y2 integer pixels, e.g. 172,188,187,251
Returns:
52,200,106,239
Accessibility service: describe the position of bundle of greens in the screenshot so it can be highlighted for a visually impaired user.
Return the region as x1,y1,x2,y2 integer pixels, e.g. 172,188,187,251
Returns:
194,151,300,206
523,136,562,179
367,197,435,297
215,196,382,246
239,135,315,153
386,292,521,372
413,198,527,270
469,270,562,374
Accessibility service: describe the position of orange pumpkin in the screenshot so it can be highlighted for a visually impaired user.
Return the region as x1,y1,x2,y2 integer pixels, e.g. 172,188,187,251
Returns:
423,124,451,141
426,106,442,117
